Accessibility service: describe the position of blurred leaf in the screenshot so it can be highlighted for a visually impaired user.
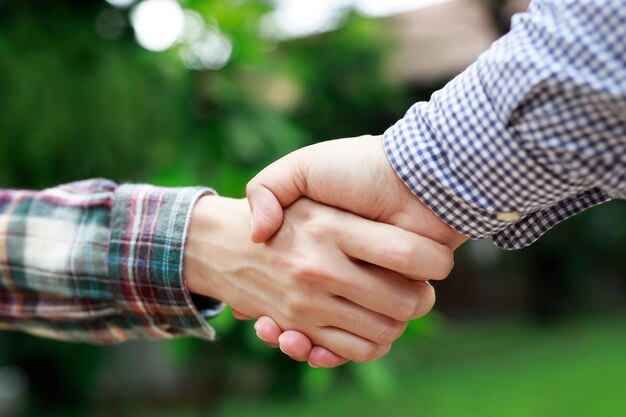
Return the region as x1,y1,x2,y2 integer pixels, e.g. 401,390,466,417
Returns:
301,366,336,399
401,311,445,342
210,305,238,335
164,338,195,365
350,358,399,401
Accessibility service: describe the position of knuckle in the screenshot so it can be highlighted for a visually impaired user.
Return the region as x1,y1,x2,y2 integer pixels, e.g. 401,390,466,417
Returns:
282,293,310,319
303,215,335,241
338,272,362,292
245,181,254,194
245,179,260,196
292,259,327,282
291,256,345,291
395,294,421,321
391,320,408,339
386,242,416,272
375,320,406,344
354,343,391,363
431,245,455,280
376,344,393,361
415,284,436,318
373,326,393,345
351,341,380,363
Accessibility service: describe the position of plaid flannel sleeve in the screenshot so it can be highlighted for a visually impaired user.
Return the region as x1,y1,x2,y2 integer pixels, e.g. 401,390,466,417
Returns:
384,0,626,250
0,179,223,344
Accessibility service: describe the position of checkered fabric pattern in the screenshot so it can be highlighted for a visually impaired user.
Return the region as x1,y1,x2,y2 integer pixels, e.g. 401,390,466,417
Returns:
384,0,626,249
0,179,222,343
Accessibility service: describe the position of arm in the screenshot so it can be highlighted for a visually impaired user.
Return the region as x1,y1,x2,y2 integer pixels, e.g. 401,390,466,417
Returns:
186,196,452,362
0,180,452,362
247,0,625,365
385,0,625,249
0,179,219,343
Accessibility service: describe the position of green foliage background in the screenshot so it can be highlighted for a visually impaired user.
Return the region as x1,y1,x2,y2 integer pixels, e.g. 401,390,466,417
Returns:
0,1,624,416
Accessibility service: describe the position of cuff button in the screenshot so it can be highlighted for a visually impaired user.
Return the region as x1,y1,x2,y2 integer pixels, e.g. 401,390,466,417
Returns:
496,212,520,222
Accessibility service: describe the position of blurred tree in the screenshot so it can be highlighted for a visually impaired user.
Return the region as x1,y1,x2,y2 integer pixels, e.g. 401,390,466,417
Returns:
0,1,417,413
0,1,623,415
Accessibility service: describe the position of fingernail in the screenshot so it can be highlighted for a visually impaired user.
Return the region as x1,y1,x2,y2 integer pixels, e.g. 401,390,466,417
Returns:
254,328,271,344
259,336,276,346
308,362,319,368
278,343,289,355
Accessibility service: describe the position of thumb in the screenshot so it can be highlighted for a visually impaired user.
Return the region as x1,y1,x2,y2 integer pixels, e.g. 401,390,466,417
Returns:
246,154,308,243
246,184,285,243
231,308,254,320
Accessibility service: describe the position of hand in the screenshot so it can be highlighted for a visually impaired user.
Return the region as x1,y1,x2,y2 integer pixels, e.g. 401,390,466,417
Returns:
246,135,469,367
247,135,467,248
184,196,453,363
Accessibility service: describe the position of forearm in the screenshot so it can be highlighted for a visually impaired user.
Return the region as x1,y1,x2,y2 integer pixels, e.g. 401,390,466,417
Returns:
384,0,625,249
0,179,220,344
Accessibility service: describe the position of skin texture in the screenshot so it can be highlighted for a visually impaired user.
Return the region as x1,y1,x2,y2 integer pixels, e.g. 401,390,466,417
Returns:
245,135,469,367
184,196,454,363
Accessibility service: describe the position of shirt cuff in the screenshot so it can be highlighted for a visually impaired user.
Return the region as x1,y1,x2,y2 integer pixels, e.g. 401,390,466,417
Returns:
382,42,616,250
491,188,611,249
384,121,611,250
383,101,523,241
107,184,223,341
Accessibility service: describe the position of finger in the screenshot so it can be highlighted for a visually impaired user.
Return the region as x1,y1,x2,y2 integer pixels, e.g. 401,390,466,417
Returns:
246,153,308,243
310,327,391,363
320,296,408,345
336,218,454,280
254,316,283,346
278,330,313,361
247,185,285,243
262,340,279,349
308,347,349,368
326,261,434,321
232,308,254,320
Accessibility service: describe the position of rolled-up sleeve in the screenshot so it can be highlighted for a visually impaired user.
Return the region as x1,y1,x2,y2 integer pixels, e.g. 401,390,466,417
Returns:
0,179,223,344
384,0,626,249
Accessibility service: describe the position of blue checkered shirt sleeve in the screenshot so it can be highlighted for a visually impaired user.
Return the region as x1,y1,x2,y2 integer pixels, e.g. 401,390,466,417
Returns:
384,0,626,250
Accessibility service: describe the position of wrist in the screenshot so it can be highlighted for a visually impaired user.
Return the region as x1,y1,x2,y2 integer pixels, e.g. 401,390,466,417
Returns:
183,195,251,304
373,134,468,250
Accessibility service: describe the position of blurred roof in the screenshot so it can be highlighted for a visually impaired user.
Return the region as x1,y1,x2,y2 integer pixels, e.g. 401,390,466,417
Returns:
388,0,530,83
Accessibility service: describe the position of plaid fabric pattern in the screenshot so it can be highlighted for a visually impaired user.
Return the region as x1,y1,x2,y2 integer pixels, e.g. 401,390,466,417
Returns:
0,179,221,343
384,0,625,250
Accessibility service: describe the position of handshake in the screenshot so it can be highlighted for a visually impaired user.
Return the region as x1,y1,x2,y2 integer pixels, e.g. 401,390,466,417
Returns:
184,135,468,368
